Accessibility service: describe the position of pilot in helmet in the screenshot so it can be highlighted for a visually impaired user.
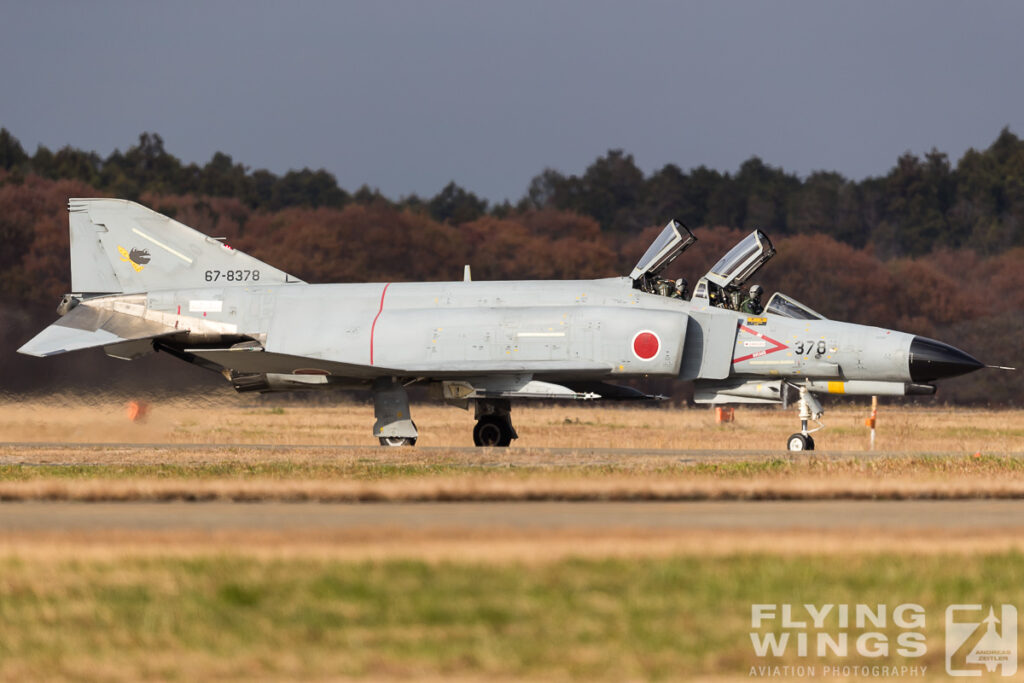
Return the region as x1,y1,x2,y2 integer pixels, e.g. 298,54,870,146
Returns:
741,284,764,314
672,277,688,300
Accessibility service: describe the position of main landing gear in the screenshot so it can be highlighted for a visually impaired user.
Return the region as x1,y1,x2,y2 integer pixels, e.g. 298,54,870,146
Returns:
379,436,417,447
472,399,517,447
373,377,418,447
372,379,519,447
786,384,823,451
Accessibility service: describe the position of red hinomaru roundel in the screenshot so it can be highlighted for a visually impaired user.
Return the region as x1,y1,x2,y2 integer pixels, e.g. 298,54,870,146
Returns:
631,330,660,361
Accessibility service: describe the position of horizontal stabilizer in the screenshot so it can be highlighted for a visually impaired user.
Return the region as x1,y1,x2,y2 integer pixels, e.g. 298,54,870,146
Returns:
18,303,176,357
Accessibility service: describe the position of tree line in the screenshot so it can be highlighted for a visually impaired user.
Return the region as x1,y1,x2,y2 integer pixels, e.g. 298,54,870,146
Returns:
1,126,1023,257
0,169,1020,403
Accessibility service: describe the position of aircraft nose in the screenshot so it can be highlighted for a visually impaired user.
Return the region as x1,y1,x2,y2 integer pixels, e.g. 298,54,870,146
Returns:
909,336,984,382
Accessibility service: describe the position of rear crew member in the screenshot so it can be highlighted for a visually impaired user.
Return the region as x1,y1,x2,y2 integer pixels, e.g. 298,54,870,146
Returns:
740,284,764,314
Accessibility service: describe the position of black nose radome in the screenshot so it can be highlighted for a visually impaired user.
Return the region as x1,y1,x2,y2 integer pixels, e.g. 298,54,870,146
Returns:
909,336,984,382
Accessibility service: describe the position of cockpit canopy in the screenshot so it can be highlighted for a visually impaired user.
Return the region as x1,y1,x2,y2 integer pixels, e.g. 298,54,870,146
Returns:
690,230,776,310
764,292,826,320
704,230,775,290
631,225,772,292
629,219,697,282
629,222,828,319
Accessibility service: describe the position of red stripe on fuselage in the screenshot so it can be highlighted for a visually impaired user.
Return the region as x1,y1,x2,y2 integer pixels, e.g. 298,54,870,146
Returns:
370,282,391,366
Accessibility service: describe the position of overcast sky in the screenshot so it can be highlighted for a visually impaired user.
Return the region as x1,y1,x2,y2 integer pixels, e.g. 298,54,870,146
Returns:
2,2,1022,202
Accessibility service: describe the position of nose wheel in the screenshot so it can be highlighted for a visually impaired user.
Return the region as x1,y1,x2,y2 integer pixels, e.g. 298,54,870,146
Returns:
786,433,815,451
786,384,823,451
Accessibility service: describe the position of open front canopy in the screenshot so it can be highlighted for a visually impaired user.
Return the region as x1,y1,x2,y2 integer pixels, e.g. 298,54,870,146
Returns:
629,220,697,281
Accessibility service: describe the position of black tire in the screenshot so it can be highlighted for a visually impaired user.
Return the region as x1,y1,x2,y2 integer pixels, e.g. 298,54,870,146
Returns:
473,416,514,447
786,433,809,451
379,436,417,447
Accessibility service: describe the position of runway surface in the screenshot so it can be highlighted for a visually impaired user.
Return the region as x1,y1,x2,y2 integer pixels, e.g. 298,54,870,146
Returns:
2,500,1023,532
0,440,1009,465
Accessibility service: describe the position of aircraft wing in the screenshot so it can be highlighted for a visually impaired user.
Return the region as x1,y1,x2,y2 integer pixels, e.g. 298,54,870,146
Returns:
18,303,178,358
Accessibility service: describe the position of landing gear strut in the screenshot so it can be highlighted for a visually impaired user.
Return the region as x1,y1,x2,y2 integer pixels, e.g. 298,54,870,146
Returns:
472,399,517,447
786,384,823,451
373,377,418,447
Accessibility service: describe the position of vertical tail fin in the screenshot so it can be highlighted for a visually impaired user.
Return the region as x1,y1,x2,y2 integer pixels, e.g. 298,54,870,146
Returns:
69,198,304,294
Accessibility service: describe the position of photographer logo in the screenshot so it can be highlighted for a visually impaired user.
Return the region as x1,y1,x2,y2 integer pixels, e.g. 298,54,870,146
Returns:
945,605,1017,677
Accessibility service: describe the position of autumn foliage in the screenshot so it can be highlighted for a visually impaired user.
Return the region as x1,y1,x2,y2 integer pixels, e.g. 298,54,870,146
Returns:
0,132,1021,403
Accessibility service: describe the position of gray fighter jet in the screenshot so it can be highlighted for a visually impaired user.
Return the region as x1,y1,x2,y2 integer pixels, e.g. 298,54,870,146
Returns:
20,199,989,450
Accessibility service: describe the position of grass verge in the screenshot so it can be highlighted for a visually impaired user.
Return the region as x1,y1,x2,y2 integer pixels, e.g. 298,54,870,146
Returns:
0,552,1020,680
2,400,1023,453
3,456,1024,501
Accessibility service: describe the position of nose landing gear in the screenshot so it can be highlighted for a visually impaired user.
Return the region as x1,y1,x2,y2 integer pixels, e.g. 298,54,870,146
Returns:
786,384,824,451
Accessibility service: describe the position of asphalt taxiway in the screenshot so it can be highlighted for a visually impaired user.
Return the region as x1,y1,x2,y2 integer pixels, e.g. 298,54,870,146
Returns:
1,500,1022,532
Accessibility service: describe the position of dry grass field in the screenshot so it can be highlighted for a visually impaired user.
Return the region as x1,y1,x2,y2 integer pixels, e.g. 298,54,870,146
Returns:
0,396,1022,500
1,393,1022,452
0,396,1021,508
0,396,1022,680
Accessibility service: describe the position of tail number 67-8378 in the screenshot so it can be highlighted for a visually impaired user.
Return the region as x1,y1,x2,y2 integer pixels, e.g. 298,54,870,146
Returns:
205,269,260,282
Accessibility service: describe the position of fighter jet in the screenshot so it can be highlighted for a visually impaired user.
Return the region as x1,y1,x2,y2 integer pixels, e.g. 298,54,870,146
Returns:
19,199,990,450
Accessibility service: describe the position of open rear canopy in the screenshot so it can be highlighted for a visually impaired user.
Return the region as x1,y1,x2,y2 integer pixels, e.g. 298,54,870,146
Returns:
704,230,775,289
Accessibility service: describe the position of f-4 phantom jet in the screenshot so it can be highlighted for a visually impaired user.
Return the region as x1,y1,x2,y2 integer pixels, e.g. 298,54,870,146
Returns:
20,199,990,450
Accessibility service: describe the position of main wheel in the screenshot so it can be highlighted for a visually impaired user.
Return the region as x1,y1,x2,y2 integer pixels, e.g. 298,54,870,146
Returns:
473,416,514,447
379,436,417,447
787,433,809,451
